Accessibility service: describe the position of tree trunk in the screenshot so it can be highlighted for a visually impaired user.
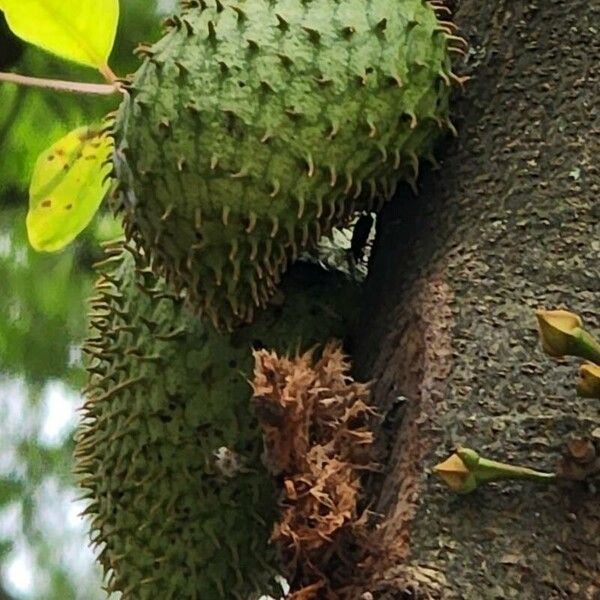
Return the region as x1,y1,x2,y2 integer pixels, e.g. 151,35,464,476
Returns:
355,0,600,597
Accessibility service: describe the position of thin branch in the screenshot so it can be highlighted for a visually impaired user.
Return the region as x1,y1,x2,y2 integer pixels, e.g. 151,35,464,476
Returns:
0,72,118,95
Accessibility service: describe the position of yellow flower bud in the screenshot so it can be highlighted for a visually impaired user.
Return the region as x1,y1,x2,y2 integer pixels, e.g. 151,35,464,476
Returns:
433,453,477,494
535,309,583,358
577,363,600,399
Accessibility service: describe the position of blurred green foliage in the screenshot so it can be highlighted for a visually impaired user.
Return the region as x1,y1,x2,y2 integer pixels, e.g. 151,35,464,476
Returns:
0,2,167,598
0,208,92,384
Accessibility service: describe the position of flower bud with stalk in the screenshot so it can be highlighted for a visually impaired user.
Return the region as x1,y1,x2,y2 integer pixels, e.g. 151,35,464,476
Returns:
434,448,556,494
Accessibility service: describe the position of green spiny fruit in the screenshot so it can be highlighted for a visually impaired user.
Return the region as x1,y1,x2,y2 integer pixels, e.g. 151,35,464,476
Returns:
74,241,359,600
112,0,460,328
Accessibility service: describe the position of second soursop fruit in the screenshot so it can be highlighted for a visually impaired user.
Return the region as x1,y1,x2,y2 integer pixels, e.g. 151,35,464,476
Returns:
75,242,360,599
113,0,456,327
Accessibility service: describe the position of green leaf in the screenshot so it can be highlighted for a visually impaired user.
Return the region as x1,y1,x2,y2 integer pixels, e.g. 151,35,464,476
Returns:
0,0,119,70
26,124,113,252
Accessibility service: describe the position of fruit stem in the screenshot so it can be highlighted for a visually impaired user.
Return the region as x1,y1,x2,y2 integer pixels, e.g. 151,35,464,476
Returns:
0,71,118,95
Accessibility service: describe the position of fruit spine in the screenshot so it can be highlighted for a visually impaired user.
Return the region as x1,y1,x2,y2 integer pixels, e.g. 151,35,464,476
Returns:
112,0,462,329
74,242,359,599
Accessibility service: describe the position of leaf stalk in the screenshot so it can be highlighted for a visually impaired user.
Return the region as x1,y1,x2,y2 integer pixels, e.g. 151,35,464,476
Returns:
0,72,118,95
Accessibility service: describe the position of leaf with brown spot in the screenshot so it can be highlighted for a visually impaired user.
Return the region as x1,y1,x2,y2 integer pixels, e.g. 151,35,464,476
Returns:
26,124,112,252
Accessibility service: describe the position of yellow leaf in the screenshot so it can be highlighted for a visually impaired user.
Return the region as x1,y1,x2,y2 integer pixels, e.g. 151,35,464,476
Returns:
26,125,113,252
0,0,119,70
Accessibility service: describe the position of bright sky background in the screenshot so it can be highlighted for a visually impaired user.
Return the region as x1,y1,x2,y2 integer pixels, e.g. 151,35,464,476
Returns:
0,380,104,599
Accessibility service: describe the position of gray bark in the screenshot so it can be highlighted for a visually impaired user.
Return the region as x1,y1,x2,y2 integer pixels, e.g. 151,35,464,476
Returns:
355,1,600,597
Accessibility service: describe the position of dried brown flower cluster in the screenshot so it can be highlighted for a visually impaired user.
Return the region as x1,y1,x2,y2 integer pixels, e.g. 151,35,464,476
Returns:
251,343,378,599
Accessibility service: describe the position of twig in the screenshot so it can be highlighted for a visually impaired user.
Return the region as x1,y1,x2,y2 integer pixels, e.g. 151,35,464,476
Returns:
0,72,118,95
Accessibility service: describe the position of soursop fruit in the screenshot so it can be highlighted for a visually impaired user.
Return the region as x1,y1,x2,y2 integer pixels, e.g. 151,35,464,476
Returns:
112,0,459,328
74,241,360,600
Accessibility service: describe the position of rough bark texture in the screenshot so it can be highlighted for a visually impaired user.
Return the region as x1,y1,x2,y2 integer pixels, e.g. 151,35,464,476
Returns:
355,1,600,598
